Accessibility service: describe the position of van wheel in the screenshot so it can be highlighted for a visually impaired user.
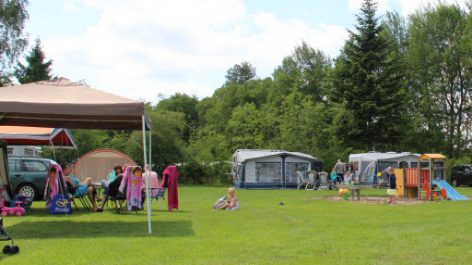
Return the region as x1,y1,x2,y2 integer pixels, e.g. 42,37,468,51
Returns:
17,184,38,200
452,179,458,187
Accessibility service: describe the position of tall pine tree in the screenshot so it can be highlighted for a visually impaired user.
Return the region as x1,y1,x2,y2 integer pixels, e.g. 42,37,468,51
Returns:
328,0,407,151
15,38,53,84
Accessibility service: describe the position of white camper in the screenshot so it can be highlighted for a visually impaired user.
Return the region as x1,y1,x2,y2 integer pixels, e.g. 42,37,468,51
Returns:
349,152,420,183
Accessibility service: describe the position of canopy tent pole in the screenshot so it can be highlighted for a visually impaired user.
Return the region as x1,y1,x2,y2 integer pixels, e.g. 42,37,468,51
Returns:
148,129,152,229
142,116,151,234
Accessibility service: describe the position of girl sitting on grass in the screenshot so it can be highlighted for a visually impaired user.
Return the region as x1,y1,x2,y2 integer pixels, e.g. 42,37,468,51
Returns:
216,188,239,210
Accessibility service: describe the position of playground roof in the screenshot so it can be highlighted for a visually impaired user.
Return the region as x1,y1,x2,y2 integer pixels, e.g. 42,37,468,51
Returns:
419,154,446,160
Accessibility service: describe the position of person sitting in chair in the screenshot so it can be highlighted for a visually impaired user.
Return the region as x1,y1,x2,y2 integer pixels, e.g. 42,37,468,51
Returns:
101,164,123,194
61,163,101,212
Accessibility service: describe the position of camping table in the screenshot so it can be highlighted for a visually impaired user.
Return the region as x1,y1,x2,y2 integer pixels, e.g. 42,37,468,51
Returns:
92,183,103,198
348,186,361,201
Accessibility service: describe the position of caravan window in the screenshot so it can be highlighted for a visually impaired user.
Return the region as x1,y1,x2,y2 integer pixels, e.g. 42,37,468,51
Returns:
24,149,35,156
352,161,359,171
311,161,323,172
255,162,282,183
286,163,309,184
377,161,397,172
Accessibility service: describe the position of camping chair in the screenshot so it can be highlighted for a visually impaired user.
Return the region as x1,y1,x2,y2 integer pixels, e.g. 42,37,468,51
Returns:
306,172,316,190
67,185,92,211
143,171,160,208
102,173,145,214
318,172,332,190
149,187,168,210
297,171,308,190
101,175,129,214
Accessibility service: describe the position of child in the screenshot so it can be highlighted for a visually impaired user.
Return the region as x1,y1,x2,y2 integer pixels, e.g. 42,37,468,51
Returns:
386,167,397,204
216,188,239,210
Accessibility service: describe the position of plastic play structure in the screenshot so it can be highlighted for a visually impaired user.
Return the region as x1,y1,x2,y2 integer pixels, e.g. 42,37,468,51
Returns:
1,198,25,216
402,154,467,201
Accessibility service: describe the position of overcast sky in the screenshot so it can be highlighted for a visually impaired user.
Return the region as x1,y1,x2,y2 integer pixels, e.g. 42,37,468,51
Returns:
24,0,465,102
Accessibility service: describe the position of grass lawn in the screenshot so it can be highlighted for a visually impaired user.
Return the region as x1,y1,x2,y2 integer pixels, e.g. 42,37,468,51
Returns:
1,186,472,265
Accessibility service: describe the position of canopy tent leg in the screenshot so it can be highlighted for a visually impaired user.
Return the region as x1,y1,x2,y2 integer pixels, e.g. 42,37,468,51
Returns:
147,128,152,233
142,116,152,234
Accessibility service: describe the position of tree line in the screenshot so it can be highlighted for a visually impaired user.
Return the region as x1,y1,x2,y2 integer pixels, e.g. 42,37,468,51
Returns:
5,0,472,182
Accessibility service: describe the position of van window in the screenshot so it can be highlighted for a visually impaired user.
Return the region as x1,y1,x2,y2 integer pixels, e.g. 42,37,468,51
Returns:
22,160,48,172
8,159,20,172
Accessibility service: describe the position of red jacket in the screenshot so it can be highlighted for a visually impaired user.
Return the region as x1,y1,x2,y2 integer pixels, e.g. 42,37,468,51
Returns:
160,166,179,210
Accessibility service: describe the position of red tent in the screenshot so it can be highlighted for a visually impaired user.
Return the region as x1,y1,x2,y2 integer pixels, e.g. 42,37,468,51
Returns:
0,126,76,148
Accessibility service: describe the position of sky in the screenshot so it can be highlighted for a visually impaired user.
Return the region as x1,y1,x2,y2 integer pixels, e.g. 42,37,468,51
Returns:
24,0,466,102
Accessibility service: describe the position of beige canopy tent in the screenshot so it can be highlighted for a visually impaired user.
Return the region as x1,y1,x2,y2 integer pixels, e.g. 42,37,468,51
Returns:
72,149,138,183
0,78,154,233
0,78,151,130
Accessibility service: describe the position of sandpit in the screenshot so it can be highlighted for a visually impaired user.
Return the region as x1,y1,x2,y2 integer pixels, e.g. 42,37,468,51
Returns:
310,196,426,205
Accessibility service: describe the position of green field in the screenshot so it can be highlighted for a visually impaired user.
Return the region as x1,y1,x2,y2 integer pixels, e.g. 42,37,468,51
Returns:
1,187,472,265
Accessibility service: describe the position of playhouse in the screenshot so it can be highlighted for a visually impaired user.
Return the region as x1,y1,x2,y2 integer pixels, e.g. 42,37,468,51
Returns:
401,154,466,201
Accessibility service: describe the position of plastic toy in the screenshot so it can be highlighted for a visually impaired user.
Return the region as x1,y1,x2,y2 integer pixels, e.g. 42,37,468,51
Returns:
1,199,26,216
0,218,19,254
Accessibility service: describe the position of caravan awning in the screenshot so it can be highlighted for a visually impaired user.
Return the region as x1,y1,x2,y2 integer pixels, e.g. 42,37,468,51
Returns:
0,126,76,148
234,149,321,163
0,78,151,130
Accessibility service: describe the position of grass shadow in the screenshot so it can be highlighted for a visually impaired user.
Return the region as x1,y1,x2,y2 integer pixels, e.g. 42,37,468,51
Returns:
19,208,191,218
6,220,194,239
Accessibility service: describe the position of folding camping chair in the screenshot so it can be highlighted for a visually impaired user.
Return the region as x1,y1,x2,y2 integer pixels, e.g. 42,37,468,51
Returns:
101,175,132,214
150,187,168,210
306,171,316,190
67,185,92,211
297,171,308,190
103,169,145,214
318,172,332,190
143,171,161,208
